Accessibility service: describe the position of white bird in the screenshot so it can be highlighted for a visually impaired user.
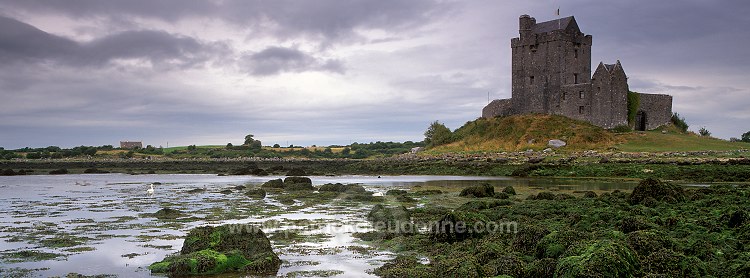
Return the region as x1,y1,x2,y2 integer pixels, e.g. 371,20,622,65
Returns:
147,183,155,195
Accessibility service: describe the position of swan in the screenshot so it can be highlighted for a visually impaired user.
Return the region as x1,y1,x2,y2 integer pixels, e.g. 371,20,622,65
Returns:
147,183,155,195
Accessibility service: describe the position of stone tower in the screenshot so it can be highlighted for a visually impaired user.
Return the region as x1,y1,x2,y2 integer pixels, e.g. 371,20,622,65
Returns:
511,15,592,115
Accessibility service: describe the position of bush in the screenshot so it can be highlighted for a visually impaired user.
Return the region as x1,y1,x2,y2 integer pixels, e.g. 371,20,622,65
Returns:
671,113,689,132
699,127,711,137
742,131,750,143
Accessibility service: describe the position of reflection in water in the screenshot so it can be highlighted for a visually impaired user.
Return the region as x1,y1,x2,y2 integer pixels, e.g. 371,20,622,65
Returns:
0,174,636,277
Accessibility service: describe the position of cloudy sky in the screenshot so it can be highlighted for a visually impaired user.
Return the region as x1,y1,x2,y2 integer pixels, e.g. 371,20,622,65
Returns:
0,0,748,149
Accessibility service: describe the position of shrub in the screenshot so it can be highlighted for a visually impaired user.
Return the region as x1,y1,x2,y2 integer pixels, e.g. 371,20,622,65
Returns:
671,113,689,132
699,127,711,137
742,131,750,143
627,91,641,126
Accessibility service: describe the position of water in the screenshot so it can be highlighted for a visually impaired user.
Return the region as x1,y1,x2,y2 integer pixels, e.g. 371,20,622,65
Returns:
0,174,637,277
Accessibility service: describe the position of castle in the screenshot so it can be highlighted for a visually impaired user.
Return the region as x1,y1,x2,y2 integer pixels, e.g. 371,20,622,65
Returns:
482,15,673,130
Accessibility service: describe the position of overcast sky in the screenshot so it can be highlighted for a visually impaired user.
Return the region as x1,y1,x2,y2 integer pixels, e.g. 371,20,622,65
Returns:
0,0,748,149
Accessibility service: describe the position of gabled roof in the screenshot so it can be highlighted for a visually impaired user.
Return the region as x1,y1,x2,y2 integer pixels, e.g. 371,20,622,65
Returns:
603,64,616,72
531,16,580,34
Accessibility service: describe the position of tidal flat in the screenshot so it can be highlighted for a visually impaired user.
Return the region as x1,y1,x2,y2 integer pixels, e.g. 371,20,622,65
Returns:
0,174,529,277
1,174,746,277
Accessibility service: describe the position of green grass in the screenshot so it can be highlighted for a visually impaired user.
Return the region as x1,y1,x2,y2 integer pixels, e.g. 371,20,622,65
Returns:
616,128,750,152
433,114,616,152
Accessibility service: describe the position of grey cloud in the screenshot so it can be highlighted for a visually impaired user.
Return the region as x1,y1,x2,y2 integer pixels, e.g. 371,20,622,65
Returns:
0,15,225,69
242,47,344,76
0,0,446,43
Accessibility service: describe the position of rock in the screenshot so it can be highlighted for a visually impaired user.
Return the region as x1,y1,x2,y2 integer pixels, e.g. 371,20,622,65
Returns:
83,168,110,174
502,186,516,195
430,211,491,242
149,224,280,276
386,189,408,196
49,169,68,175
458,200,512,211
548,139,567,148
535,192,556,200
146,208,187,220
283,176,313,191
528,157,545,164
459,184,495,198
555,240,640,278
628,178,685,205
543,148,553,153
583,191,598,198
245,189,266,199
261,179,284,189
286,168,306,176
318,183,365,193
367,204,413,235
219,189,233,194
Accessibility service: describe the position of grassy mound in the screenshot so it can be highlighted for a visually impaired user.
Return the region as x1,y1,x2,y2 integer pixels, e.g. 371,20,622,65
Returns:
430,114,750,152
433,114,617,152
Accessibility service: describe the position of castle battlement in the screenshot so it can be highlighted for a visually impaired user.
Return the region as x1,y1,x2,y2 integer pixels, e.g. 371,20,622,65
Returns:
483,15,672,130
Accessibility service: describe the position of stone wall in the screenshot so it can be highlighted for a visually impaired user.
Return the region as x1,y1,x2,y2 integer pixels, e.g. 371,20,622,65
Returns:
482,99,512,118
637,93,673,130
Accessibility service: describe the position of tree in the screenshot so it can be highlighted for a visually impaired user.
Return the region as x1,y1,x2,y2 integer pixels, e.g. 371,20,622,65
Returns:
424,121,453,147
741,131,750,143
226,143,233,149
187,145,197,151
699,127,711,137
273,144,281,148
243,134,262,150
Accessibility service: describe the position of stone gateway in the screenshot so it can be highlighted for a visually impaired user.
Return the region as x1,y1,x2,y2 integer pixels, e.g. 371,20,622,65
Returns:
483,15,672,130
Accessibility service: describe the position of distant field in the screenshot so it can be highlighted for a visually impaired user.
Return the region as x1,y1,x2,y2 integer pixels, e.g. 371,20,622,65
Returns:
161,145,347,154
162,145,224,154
615,129,750,152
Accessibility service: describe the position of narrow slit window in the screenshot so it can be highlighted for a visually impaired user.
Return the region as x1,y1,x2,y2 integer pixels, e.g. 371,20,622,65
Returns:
562,92,567,100
574,49,579,59
579,91,585,99
574,74,579,84
579,106,585,114
529,76,535,85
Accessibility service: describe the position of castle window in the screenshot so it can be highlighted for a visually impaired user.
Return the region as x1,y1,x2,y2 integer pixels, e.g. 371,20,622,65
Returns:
562,92,567,100
579,91,585,99
574,74,579,84
529,76,535,85
598,87,601,94
574,49,579,59
579,106,585,114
